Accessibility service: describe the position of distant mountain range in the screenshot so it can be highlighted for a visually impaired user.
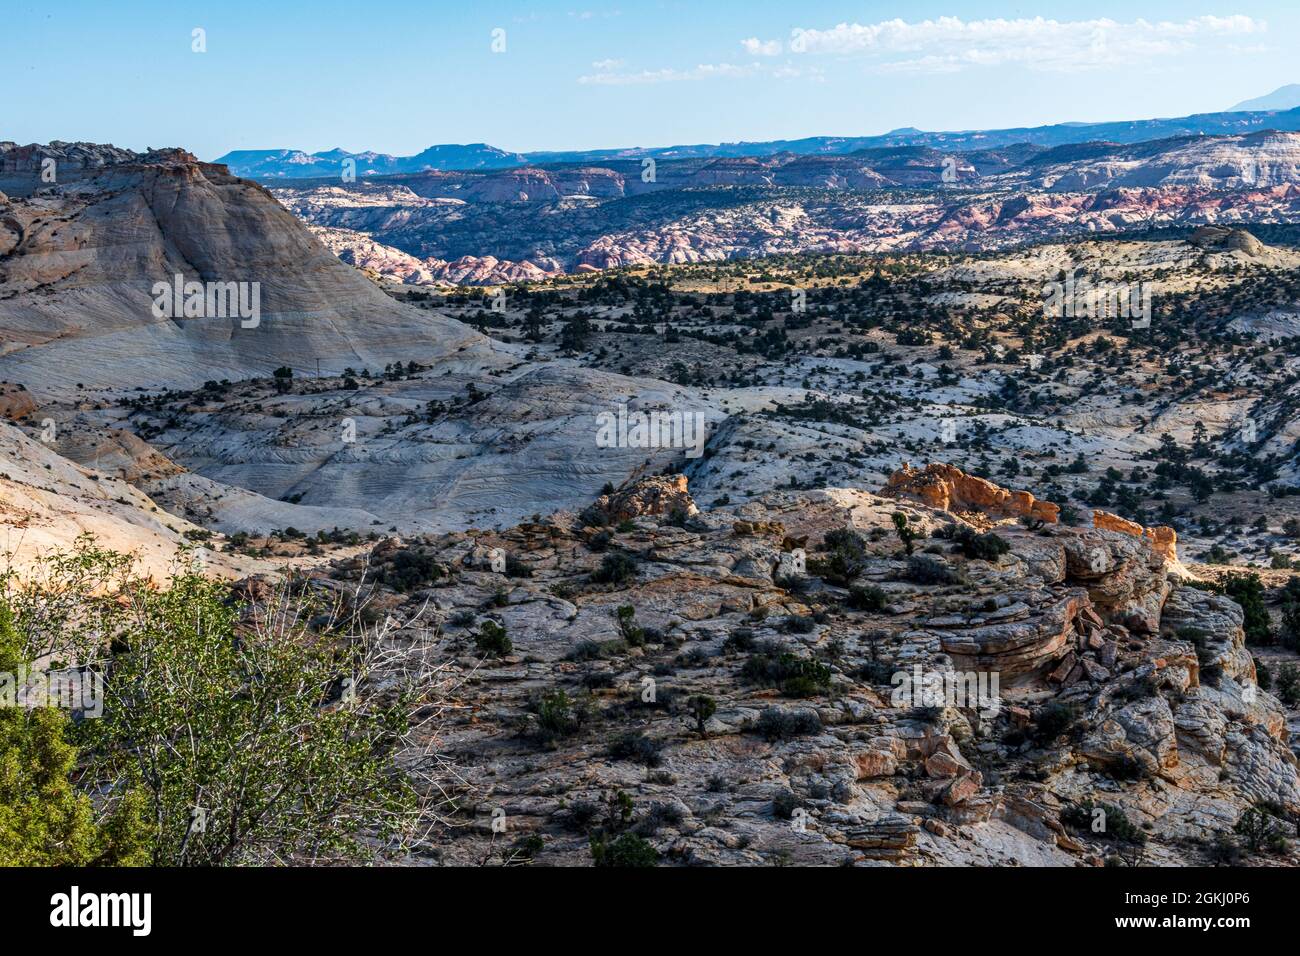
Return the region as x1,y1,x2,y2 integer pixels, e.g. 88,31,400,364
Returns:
267,129,1300,285
1231,84,1300,113
212,143,527,178
216,95,1300,180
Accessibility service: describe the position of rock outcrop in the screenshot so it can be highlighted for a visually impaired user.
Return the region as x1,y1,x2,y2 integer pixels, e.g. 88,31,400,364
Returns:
586,475,699,524
883,462,1060,524
331,475,1298,867
0,143,489,397
1093,509,1179,564
265,132,1300,281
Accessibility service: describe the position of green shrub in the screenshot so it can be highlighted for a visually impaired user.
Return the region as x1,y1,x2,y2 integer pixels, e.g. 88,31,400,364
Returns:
3,538,433,865
687,695,717,736
951,527,1011,561
1276,663,1300,707
755,707,822,741
1034,702,1078,743
742,650,832,697
904,554,964,585
814,528,869,585
1235,805,1290,854
592,552,638,585
1061,803,1146,844
378,547,444,592
772,789,802,820
846,585,888,611
1219,573,1272,646
534,689,586,745
615,605,646,645
608,732,663,767
891,513,920,555
474,620,512,657
0,599,150,866
722,627,756,652
590,832,658,867
782,615,816,634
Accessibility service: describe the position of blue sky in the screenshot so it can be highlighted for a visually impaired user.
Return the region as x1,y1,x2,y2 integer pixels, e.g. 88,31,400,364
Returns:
3,1,1298,159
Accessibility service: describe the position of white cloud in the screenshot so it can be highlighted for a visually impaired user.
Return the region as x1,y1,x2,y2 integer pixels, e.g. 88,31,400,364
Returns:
781,15,1266,73
578,60,823,85
591,58,624,70
579,62,761,85
741,37,783,56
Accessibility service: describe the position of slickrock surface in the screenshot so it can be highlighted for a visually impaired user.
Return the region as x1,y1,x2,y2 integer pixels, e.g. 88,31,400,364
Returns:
317,474,1299,866
0,421,257,578
0,144,489,396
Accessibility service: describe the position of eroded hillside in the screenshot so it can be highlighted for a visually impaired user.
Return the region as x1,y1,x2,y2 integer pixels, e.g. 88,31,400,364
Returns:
324,469,1299,866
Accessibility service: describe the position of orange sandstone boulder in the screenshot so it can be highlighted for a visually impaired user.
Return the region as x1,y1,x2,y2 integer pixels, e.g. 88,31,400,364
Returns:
882,462,1059,524
1093,509,1178,563
589,474,698,524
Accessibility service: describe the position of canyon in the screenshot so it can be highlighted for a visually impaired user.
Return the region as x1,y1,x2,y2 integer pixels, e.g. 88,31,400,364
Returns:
3,133,1300,866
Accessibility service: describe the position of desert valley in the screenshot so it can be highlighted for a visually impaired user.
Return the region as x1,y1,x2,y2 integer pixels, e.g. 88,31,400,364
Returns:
6,119,1300,870
7,55,1300,874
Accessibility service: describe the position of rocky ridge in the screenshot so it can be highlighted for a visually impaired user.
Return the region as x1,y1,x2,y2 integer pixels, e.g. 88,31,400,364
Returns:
268,133,1300,283
330,468,1299,866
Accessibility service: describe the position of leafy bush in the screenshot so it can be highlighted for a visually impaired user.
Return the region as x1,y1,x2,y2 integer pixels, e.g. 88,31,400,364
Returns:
1061,803,1146,844
589,832,658,867
891,513,920,555
0,603,149,865
742,650,832,698
378,547,445,592
615,605,646,646
1218,573,1272,646
533,689,586,746
474,619,512,657
592,552,638,585
755,707,822,741
846,585,888,611
722,627,756,653
608,732,663,767
903,554,964,585
772,789,802,820
1034,702,1078,743
782,615,816,634
687,695,717,735
1235,805,1290,854
951,526,1011,561
813,528,869,585
1277,663,1300,707
3,537,439,865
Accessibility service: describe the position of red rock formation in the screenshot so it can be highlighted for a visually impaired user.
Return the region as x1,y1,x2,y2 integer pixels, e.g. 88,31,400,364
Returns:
589,475,698,523
882,462,1059,524
1093,509,1178,563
